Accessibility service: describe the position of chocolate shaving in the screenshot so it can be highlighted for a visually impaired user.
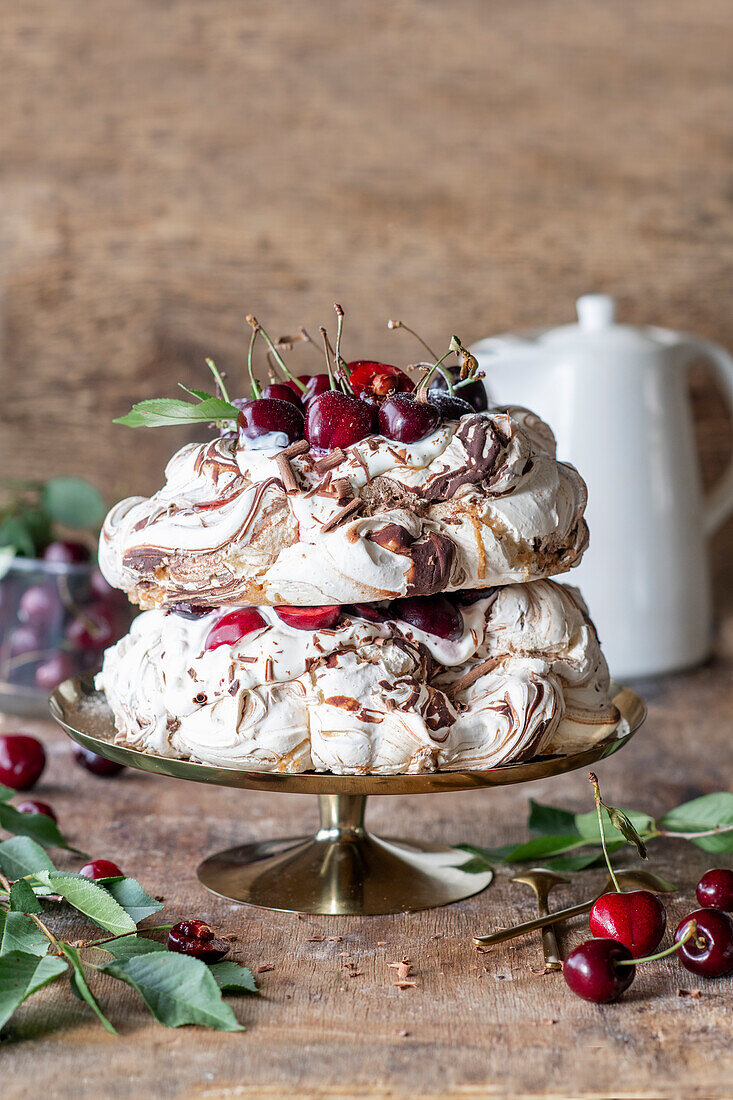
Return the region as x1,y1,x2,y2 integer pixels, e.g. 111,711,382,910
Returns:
257,963,275,973
330,477,353,502
677,988,702,999
280,439,310,459
228,679,240,696
320,497,364,533
264,657,274,682
313,448,345,474
444,658,500,696
275,453,300,494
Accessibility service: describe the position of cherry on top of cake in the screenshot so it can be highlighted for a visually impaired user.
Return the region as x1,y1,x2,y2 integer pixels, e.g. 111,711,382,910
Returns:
114,305,488,453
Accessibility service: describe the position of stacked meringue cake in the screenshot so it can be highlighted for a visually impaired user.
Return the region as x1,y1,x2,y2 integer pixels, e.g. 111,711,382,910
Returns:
96,321,619,774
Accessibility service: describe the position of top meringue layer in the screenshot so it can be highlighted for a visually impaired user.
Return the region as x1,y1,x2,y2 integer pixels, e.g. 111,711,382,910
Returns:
100,406,588,608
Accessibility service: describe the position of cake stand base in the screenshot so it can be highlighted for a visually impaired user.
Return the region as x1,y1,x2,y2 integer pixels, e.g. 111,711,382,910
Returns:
197,794,493,915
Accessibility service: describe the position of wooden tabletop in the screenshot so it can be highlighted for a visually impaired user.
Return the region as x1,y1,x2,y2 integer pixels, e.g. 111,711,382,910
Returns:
1,617,732,1099
1,0,732,1095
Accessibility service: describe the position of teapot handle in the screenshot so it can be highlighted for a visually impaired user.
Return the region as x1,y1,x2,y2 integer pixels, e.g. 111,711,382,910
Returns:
686,339,733,535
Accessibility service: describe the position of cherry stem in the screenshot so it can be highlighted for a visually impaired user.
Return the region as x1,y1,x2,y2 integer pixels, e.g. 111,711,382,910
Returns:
333,303,348,379
319,326,337,391
415,349,452,399
616,921,698,966
205,358,231,404
387,319,439,361
246,328,262,399
84,924,174,949
589,772,620,892
246,315,307,393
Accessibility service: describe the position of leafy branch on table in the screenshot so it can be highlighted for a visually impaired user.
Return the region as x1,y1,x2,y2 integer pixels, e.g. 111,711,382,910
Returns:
0,783,256,1037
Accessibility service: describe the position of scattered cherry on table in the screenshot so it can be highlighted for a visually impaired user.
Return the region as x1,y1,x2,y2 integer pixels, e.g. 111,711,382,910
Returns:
79,859,124,880
563,938,636,1003
696,868,733,912
674,908,733,977
0,734,46,790
16,799,57,822
72,743,125,777
589,889,667,957
168,919,230,963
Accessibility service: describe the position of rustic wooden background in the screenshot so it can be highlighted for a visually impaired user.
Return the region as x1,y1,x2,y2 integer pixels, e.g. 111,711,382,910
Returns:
1,1,732,1096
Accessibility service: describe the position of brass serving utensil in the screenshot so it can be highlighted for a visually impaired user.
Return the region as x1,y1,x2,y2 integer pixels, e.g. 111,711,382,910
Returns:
511,868,570,971
474,870,675,947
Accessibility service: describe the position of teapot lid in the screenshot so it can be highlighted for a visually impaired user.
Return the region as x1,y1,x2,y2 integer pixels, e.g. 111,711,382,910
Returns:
538,295,677,352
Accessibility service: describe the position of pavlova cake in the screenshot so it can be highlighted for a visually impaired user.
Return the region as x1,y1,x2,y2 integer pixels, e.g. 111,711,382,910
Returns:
97,310,617,774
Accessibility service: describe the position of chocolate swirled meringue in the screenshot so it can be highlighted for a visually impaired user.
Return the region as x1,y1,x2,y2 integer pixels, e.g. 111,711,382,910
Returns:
99,407,588,610
96,581,618,775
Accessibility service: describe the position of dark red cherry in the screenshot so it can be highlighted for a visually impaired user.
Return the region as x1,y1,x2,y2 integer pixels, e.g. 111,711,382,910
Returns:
0,734,46,791
89,569,122,603
378,394,441,444
348,361,413,407
697,869,733,912
16,799,57,822
66,603,118,652
8,624,43,657
427,392,475,420
35,652,76,692
42,540,91,565
305,391,375,450
275,605,341,630
205,608,267,650
428,368,488,413
563,938,635,1003
261,382,303,407
80,858,124,880
350,603,388,622
391,595,463,641
169,602,216,620
238,398,304,447
295,373,333,404
454,586,498,606
18,585,59,627
589,890,667,958
675,909,733,977
72,743,125,777
168,919,230,963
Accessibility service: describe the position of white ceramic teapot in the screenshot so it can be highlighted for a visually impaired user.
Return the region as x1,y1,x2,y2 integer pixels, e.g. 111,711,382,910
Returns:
471,295,733,678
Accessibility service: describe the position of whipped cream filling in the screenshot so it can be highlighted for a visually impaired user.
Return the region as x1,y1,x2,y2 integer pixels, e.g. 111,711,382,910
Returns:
97,581,618,775
99,407,588,608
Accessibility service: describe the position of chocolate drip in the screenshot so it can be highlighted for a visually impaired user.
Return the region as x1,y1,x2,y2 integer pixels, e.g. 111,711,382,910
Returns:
417,415,503,501
368,524,455,595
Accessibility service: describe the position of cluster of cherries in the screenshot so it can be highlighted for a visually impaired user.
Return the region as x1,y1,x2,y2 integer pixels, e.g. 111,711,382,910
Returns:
1,539,129,694
0,730,230,963
194,590,473,652
564,868,733,1003
237,357,487,452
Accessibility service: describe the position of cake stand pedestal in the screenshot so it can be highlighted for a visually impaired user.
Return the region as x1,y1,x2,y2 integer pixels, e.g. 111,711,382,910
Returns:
50,678,645,916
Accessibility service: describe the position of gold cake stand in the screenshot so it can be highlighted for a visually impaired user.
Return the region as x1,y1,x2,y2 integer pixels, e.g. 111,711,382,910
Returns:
50,677,645,916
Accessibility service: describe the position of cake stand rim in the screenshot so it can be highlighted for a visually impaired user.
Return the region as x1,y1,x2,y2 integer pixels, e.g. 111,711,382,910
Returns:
49,676,645,795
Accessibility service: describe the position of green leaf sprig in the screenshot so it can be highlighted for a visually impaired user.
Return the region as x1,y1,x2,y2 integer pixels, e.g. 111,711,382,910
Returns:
0,790,256,1037
460,788,733,875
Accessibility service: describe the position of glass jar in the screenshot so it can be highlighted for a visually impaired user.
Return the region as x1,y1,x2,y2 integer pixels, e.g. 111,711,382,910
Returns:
0,557,133,716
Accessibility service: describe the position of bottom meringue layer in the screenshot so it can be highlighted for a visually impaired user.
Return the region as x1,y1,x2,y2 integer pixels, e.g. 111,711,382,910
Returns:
96,581,619,775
